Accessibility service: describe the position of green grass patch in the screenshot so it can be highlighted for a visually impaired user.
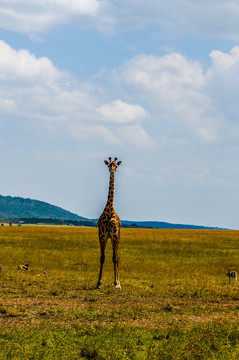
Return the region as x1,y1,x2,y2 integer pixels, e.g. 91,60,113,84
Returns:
0,227,239,358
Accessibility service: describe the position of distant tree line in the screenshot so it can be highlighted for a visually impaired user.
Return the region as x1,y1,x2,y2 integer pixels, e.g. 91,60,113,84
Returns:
0,218,152,229
0,218,97,227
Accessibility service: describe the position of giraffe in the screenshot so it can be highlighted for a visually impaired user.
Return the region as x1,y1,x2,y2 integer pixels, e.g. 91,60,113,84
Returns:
96,157,122,289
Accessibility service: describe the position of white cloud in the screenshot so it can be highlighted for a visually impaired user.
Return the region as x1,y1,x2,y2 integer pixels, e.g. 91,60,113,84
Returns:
113,53,205,104
112,52,219,142
97,99,147,124
209,47,239,71
0,40,152,148
116,124,155,149
2,40,239,148
0,0,239,39
69,121,154,149
0,40,78,121
110,46,239,144
0,0,100,36
69,123,118,143
0,41,61,84
55,0,100,14
205,47,239,124
100,0,239,40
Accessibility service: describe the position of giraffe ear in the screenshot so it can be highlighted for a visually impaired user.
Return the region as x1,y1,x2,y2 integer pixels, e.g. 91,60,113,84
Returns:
104,160,109,165
117,161,122,166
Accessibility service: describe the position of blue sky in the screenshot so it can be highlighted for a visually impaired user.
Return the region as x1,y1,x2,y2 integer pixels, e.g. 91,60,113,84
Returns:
0,1,239,229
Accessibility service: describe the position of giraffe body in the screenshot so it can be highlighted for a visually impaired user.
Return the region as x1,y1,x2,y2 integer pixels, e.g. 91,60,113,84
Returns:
96,157,122,289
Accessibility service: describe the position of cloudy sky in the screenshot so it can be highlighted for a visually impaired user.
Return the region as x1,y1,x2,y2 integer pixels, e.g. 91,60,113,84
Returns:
0,1,239,229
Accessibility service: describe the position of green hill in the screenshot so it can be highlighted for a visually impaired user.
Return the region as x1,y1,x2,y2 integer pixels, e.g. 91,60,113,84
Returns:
0,195,224,229
121,220,224,230
0,195,87,221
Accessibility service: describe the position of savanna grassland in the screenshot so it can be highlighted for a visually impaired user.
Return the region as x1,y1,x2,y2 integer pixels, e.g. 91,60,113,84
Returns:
0,226,239,359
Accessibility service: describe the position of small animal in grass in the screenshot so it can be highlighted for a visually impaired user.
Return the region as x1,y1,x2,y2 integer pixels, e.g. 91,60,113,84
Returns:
226,269,237,284
36,268,47,277
0,264,3,271
18,263,29,271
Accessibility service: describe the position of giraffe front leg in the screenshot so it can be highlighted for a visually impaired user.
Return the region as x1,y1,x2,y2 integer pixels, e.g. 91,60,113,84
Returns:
112,240,121,290
96,236,107,289
96,249,105,289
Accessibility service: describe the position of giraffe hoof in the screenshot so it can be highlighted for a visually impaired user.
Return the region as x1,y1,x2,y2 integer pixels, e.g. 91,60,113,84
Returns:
96,282,101,289
114,281,121,290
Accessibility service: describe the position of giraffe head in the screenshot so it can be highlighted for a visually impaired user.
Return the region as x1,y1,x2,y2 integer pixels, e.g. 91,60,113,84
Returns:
104,157,122,174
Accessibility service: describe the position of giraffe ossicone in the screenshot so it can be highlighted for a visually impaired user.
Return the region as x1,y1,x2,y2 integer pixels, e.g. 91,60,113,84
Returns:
96,157,122,289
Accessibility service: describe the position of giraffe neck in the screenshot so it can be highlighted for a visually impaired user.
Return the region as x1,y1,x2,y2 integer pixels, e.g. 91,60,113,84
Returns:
105,171,115,210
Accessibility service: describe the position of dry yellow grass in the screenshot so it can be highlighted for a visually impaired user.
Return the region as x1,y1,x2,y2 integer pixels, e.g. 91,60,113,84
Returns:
0,226,239,358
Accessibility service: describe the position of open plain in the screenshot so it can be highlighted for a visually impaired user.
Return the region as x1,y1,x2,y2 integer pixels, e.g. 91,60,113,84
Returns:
0,226,239,359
